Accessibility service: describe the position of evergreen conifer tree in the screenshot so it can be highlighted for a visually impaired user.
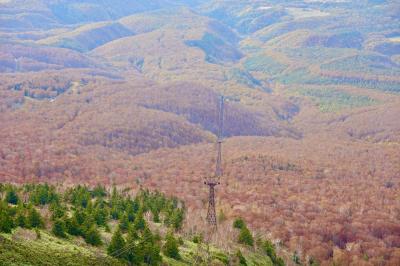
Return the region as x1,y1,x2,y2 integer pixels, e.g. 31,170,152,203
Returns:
119,213,130,232
66,216,81,236
27,207,43,228
52,218,67,238
108,227,126,259
134,208,146,231
0,209,14,233
126,225,142,265
15,206,27,228
141,226,162,265
236,249,247,266
163,230,181,260
233,218,245,229
84,225,102,246
5,188,19,205
238,226,254,247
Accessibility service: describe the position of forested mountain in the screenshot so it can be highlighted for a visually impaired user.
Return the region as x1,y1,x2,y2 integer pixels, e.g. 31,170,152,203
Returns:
0,1,399,265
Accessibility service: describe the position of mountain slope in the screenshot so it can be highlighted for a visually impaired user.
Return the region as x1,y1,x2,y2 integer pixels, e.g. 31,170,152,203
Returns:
0,1,400,265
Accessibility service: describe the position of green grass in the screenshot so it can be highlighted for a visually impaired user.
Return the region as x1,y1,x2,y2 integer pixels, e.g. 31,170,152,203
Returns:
1,230,276,266
161,239,274,266
295,87,377,112
0,229,123,266
245,251,274,266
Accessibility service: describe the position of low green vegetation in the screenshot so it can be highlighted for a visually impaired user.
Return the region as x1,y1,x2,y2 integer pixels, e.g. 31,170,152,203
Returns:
226,68,263,89
276,68,312,84
233,218,254,247
0,183,284,265
163,230,181,260
277,68,400,93
0,230,123,266
321,54,400,76
283,47,354,64
295,87,377,112
185,32,242,64
243,55,286,76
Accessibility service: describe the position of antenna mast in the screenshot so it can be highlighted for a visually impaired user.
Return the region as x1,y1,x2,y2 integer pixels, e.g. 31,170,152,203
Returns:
205,96,224,230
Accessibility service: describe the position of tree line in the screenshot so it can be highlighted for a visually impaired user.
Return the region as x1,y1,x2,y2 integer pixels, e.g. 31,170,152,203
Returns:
0,183,185,265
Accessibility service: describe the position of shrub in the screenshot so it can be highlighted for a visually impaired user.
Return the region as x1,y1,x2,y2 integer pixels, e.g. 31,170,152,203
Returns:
52,219,67,238
15,208,27,228
236,249,247,266
260,239,285,266
66,216,81,236
163,231,181,260
192,234,203,244
0,211,14,233
27,207,43,228
238,227,254,247
84,225,102,246
233,218,246,229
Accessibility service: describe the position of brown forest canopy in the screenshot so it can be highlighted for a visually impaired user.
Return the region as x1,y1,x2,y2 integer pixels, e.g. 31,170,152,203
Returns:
0,1,400,265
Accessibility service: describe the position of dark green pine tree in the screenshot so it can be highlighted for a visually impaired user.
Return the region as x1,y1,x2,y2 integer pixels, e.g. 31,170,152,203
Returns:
126,225,142,265
0,205,14,233
108,227,126,259
92,184,107,198
74,208,86,225
50,202,65,221
66,216,82,236
163,230,181,260
84,225,102,246
261,239,285,266
93,205,108,226
15,206,27,228
132,198,140,213
110,206,121,220
152,210,160,223
126,201,136,222
134,208,146,231
81,212,96,233
27,206,43,228
141,226,162,265
5,188,19,205
170,209,184,231
236,249,247,266
233,218,245,229
52,219,67,238
238,226,254,247
119,213,130,232
127,224,139,242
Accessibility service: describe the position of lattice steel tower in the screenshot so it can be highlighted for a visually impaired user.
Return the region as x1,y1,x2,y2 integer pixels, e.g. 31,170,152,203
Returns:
204,96,224,230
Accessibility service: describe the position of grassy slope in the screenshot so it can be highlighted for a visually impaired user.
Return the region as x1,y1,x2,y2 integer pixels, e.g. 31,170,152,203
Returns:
0,230,273,266
0,229,123,266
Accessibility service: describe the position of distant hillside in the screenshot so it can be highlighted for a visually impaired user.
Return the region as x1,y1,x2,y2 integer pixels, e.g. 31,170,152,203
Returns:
0,1,400,265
